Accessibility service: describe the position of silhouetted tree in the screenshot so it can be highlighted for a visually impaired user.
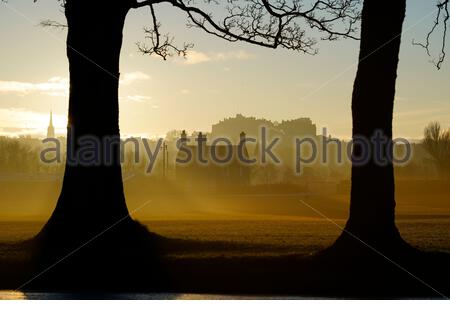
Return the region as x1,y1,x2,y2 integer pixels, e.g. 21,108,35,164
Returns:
332,0,448,252
329,0,407,251
35,0,361,247
423,122,450,177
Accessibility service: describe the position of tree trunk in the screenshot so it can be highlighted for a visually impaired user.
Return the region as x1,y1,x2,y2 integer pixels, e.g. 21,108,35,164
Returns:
36,0,135,247
334,0,408,250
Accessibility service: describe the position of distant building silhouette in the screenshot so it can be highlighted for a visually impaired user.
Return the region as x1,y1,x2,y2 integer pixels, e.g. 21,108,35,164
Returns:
277,118,317,137
211,114,317,141
210,114,317,171
47,110,55,139
176,131,251,191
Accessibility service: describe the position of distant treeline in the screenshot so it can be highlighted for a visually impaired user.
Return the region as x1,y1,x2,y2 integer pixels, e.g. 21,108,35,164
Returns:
422,122,450,178
0,137,62,174
0,121,448,181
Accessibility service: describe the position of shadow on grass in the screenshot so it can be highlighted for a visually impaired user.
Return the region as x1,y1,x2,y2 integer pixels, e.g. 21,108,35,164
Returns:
0,223,449,298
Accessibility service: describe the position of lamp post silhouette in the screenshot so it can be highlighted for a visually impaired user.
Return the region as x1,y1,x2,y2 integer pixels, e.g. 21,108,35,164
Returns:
162,141,168,178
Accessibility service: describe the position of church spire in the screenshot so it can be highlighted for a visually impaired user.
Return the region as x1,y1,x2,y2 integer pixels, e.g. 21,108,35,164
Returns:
47,110,55,138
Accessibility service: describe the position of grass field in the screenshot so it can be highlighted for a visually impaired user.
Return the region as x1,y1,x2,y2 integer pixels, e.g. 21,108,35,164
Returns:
1,217,449,258
0,178,449,258
0,179,449,297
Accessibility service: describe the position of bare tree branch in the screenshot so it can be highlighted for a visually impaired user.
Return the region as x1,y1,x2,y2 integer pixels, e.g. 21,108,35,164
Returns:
413,0,449,70
40,19,67,29
131,0,362,59
136,4,194,60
